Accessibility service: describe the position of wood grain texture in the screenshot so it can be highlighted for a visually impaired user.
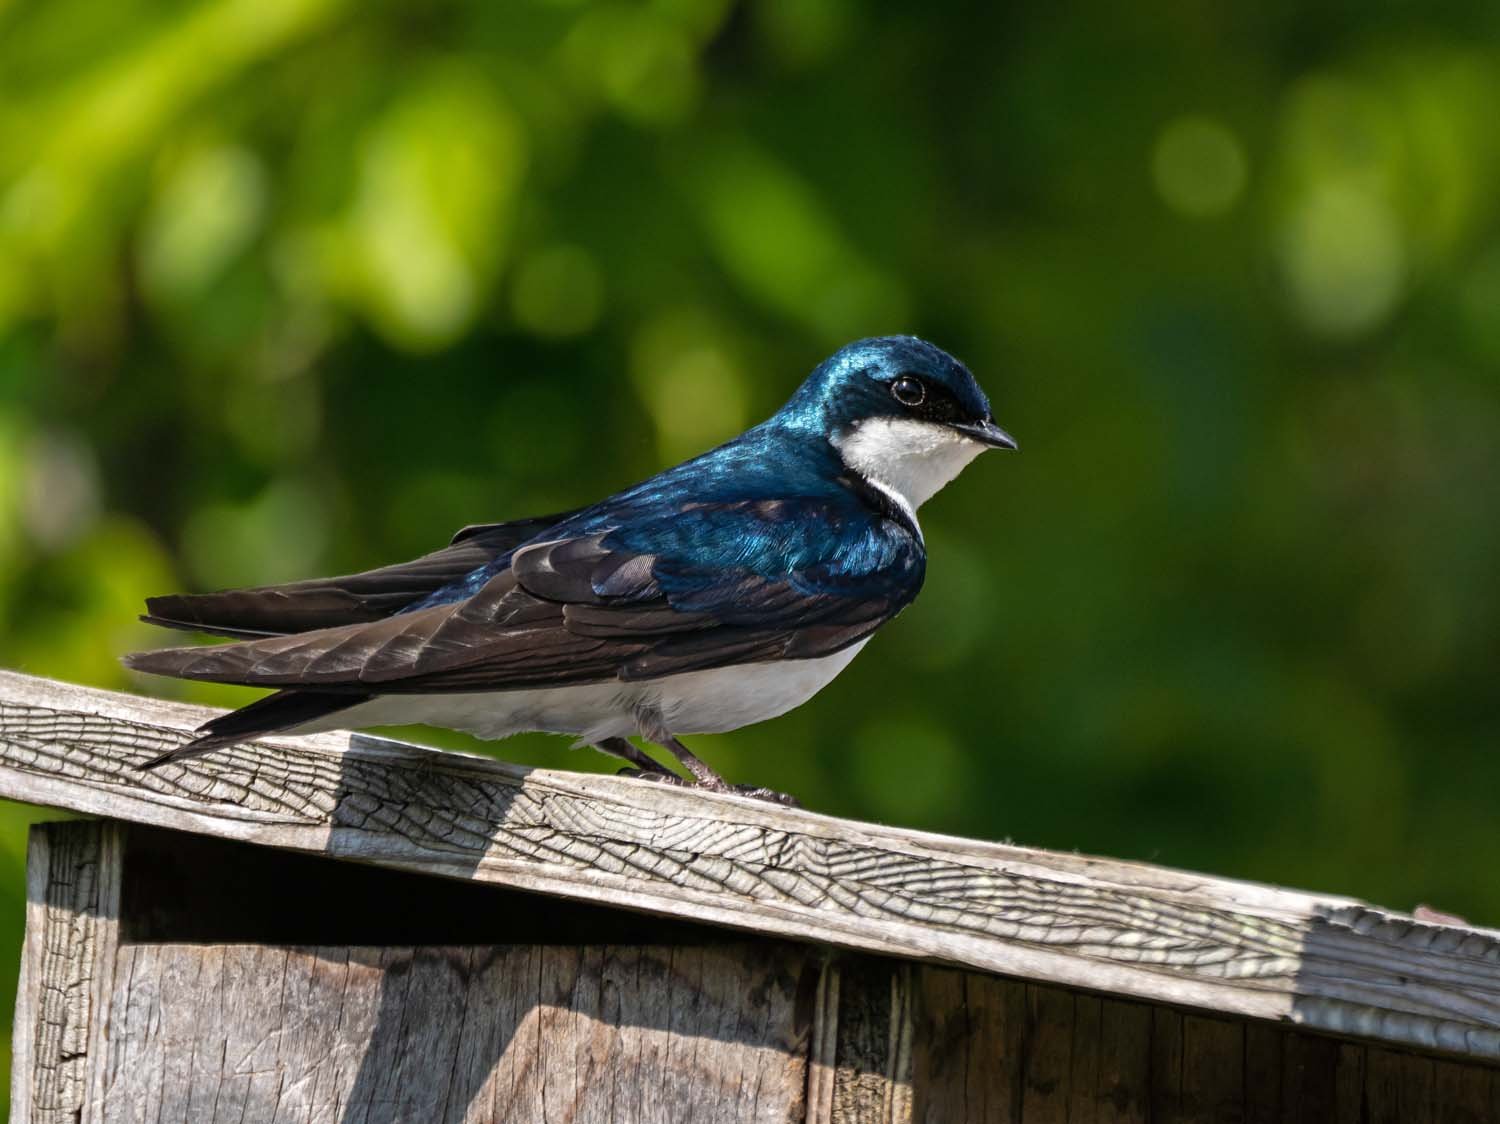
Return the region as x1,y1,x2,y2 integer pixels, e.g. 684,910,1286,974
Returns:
911,968,1025,1123
94,943,811,1124
1432,1057,1495,1124
1182,1015,1243,1122
1066,995,1102,1124
1242,1024,1282,1124
1095,999,1150,1124
9,820,122,1124
1020,985,1072,1123
822,959,912,1124
1281,1031,1339,1123
4,670,1500,1061
1149,1006,1184,1124
907,976,1498,1124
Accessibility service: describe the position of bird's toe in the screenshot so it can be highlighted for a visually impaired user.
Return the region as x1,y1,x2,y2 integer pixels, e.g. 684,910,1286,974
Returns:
616,767,690,788
725,784,802,808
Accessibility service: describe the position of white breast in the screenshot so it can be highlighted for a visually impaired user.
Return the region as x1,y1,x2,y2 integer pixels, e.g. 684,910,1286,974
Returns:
305,639,871,744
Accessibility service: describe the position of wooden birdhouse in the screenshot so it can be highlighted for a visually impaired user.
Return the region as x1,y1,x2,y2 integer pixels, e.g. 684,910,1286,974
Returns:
1,670,1497,1123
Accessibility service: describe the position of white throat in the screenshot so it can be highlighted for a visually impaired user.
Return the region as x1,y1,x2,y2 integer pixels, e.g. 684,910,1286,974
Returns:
831,417,987,519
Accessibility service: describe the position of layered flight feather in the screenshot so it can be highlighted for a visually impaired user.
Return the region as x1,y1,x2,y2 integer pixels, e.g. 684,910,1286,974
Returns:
139,510,580,639
125,495,924,696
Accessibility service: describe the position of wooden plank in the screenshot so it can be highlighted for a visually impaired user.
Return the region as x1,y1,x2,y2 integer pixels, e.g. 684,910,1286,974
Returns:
1333,1042,1366,1124
1392,1050,1436,1124
1096,999,1150,1124
887,965,914,1124
481,947,543,1124
9,827,46,1123
1433,1057,1492,1124
1243,1023,1283,1124
908,967,964,1124
634,946,676,1124
100,945,160,1124
1182,1014,1243,1123
911,968,1024,1123
816,957,913,1123
92,942,810,1123
10,820,124,1124
271,946,359,1124
1282,1032,1339,1124
1067,995,1102,1124
809,956,839,1122
1149,1006,1184,1124
832,958,893,1121
1366,1046,1405,1124
1021,985,1073,1123
4,671,1500,1060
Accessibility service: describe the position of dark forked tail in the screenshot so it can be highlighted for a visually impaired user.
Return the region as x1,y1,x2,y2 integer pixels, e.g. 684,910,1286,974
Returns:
139,689,368,769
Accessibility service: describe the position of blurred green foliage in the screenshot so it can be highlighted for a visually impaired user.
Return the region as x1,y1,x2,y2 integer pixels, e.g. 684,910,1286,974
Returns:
3,0,1500,1102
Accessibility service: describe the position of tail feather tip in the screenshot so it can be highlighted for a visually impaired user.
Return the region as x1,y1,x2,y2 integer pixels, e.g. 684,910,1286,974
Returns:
135,728,237,770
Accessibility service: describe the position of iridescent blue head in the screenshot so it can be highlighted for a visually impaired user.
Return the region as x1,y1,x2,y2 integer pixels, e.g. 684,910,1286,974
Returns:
778,336,1015,512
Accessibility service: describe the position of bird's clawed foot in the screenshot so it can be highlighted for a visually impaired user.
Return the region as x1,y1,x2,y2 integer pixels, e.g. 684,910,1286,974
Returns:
716,783,802,808
614,767,800,807
615,766,689,787
602,724,801,806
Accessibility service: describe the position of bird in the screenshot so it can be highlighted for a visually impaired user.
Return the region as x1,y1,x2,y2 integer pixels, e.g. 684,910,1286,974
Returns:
124,336,1015,802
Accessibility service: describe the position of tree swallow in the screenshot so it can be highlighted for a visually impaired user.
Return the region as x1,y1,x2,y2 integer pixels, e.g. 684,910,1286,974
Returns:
126,336,1015,802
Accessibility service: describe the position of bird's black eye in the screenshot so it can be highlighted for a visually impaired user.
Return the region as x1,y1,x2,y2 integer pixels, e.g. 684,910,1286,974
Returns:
891,375,926,407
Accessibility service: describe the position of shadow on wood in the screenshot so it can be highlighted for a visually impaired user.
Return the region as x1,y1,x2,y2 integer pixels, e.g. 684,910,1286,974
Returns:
102,943,815,1124
114,825,812,1122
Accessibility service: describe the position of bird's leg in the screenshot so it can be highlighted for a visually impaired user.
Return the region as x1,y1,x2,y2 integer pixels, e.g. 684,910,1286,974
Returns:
655,735,729,787
631,704,800,806
660,736,801,807
656,736,802,809
590,736,681,781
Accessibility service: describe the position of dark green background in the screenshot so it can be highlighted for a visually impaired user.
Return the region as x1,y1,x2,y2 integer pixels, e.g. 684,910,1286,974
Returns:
2,0,1499,1101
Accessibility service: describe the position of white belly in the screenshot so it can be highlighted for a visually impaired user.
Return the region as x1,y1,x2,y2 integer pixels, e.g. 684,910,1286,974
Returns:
306,640,870,745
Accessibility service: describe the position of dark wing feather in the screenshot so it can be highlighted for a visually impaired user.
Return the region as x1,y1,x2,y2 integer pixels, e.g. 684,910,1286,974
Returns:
141,509,580,638
126,571,636,689
447,510,581,546
125,498,924,693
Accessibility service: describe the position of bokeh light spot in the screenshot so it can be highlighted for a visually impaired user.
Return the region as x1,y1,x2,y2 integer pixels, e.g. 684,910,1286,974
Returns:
1277,181,1404,337
141,146,267,301
851,717,964,822
1151,116,1248,218
511,244,604,337
754,0,854,68
182,478,328,588
632,311,749,462
340,69,526,352
687,140,907,342
223,377,323,466
564,8,699,125
21,431,100,553
0,411,22,563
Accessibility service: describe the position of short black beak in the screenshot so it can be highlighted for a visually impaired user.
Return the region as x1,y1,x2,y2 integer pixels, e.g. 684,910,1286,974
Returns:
953,418,1018,450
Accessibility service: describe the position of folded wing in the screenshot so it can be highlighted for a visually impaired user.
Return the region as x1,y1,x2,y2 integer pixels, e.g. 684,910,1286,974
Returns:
140,509,580,638
125,498,924,693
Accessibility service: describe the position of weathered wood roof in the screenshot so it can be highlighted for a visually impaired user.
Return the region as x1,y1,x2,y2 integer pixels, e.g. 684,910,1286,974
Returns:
1,668,1497,1063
